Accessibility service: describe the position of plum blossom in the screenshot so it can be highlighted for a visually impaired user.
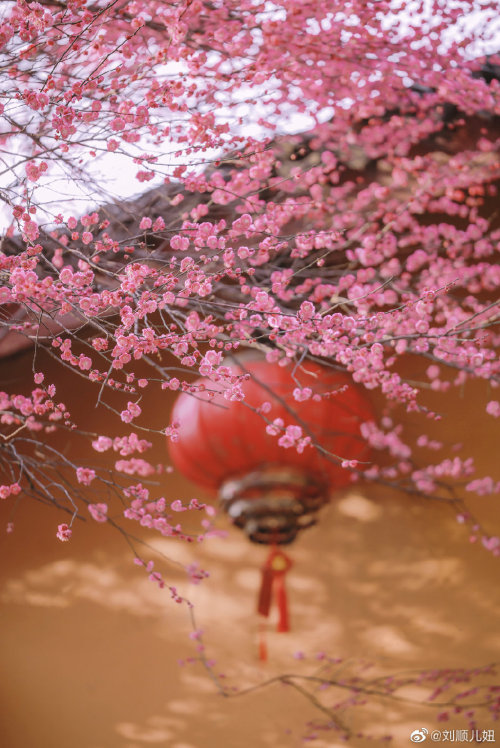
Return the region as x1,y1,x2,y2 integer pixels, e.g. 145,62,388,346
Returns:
120,401,142,423
486,401,500,418
56,523,72,541
76,467,96,485
88,503,108,522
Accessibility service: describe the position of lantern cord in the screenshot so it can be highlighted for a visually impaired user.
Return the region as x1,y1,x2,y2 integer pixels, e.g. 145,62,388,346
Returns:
257,546,293,659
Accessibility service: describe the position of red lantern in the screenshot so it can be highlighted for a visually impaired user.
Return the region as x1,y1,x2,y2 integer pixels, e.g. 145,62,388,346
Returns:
168,355,374,545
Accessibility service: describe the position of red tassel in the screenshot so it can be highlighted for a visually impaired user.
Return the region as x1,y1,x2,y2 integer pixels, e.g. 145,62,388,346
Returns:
274,573,289,632
258,623,268,662
257,566,274,618
257,547,293,642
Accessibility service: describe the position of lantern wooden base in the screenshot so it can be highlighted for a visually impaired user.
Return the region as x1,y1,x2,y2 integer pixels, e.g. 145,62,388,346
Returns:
219,467,329,544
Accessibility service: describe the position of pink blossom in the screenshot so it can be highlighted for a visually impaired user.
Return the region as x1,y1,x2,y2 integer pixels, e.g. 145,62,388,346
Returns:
171,500,187,512
76,467,96,485
486,401,500,418
482,536,500,552
59,267,73,285
266,417,284,436
56,523,72,541
293,387,312,402
78,355,92,371
299,301,315,320
187,564,209,584
88,503,108,522
92,436,113,452
153,216,165,231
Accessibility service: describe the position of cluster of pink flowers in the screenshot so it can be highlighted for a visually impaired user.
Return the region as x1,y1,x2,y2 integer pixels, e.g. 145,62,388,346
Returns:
0,0,498,579
115,458,155,477
265,418,312,454
0,482,21,500
133,558,166,589
120,401,142,424
91,433,152,455
0,385,67,433
122,484,217,544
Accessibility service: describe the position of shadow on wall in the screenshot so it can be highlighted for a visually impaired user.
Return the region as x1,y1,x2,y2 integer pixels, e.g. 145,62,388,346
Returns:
1,481,499,748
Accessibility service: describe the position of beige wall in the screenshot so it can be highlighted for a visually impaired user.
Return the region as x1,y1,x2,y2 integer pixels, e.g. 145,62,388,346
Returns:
0,348,499,747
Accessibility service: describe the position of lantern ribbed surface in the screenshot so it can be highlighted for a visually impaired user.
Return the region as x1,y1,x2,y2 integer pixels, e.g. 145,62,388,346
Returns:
168,356,374,491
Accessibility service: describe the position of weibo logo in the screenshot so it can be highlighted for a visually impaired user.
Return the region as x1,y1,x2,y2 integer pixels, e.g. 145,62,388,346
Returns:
410,728,428,743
